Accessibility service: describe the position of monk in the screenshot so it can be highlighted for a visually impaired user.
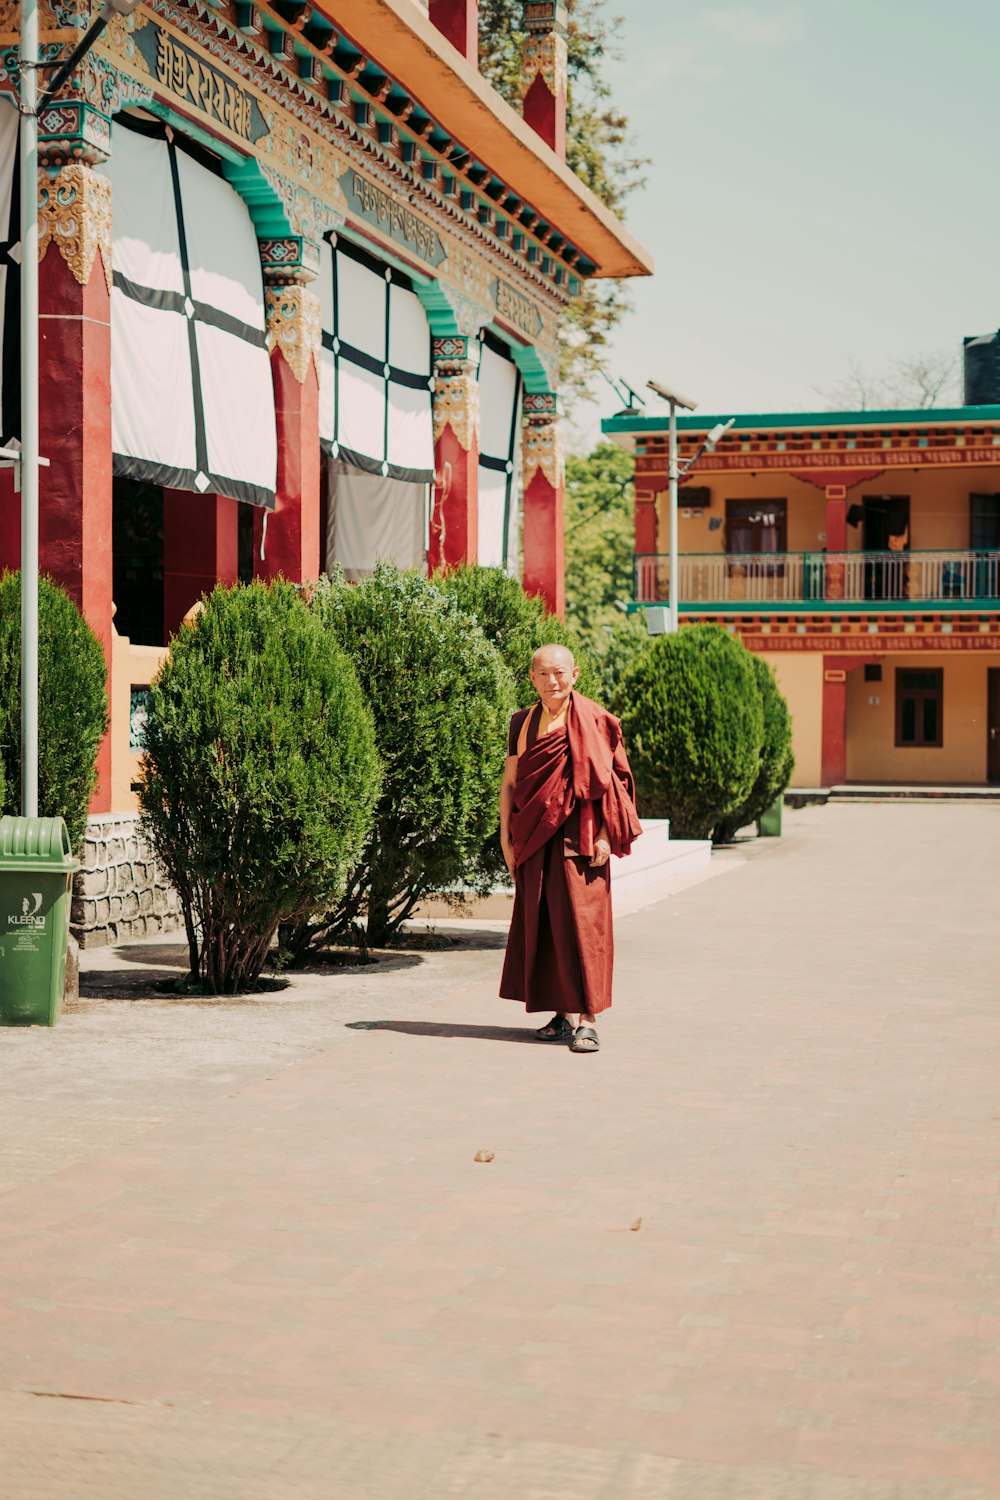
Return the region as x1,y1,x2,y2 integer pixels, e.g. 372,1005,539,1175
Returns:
499,644,642,1053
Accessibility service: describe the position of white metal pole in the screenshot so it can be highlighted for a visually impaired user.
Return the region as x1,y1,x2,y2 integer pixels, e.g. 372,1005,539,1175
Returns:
667,398,679,633
19,0,39,818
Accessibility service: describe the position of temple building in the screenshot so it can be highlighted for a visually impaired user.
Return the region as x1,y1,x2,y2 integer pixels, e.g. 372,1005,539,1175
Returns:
604,403,1000,789
0,0,650,942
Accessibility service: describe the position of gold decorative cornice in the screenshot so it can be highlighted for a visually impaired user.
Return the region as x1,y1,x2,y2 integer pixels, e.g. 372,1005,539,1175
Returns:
521,32,568,101
432,366,480,452
37,162,112,291
523,414,564,490
265,284,321,384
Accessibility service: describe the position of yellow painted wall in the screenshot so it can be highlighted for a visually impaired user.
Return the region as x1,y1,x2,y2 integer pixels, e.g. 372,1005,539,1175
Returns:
845,650,1000,784
758,651,824,787
110,630,168,814
656,463,1000,558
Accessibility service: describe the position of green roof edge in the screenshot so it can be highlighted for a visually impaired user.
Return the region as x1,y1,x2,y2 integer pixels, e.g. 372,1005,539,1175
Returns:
602,405,1000,435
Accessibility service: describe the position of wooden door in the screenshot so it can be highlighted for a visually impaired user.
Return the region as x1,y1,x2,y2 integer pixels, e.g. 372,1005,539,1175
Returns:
989,670,1000,783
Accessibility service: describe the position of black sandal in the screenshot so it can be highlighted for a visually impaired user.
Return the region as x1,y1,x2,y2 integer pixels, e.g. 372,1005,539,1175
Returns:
535,1015,573,1042
570,1025,600,1053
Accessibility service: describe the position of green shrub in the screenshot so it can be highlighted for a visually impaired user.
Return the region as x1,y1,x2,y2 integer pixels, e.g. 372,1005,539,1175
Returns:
0,571,109,850
438,564,601,705
616,623,764,840
303,565,516,948
590,612,649,705
714,656,795,843
138,581,380,994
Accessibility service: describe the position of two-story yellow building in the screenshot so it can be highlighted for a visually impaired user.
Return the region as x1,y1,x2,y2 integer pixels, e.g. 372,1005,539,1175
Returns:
603,406,1000,788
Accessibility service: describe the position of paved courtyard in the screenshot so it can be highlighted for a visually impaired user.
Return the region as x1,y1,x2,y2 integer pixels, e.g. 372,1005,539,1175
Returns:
2,802,1000,1499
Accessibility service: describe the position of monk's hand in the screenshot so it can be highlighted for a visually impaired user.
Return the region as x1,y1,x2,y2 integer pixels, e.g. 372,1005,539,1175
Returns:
501,837,516,879
590,837,611,868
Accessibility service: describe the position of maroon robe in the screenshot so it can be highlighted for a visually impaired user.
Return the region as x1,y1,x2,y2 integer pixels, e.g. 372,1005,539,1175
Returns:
500,693,641,1016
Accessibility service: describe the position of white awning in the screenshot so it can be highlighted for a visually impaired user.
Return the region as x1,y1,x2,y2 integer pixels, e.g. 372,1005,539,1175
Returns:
318,236,434,484
477,338,522,569
103,117,277,507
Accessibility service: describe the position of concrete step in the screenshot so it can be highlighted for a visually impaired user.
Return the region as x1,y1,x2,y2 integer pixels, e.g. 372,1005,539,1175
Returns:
610,818,713,898
828,783,1000,803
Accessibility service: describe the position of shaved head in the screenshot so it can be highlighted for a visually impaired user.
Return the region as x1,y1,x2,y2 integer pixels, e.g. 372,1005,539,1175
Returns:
531,643,575,672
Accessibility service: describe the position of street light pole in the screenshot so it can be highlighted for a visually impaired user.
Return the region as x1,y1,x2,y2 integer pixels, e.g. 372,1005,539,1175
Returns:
19,0,39,819
667,398,678,634
648,379,697,634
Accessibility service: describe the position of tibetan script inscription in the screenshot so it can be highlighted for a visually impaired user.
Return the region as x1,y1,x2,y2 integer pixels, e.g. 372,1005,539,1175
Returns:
340,169,446,267
132,22,270,145
492,277,543,338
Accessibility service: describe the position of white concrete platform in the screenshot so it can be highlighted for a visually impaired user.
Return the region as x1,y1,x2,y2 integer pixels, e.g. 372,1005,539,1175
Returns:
610,817,712,899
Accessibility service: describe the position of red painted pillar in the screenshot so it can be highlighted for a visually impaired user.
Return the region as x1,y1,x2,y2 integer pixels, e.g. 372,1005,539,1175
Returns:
634,489,657,602
430,337,479,571
521,394,564,617
0,471,17,573
163,491,239,638
824,484,847,601
429,0,479,64
821,659,848,786
37,161,114,812
521,2,568,157
254,281,321,583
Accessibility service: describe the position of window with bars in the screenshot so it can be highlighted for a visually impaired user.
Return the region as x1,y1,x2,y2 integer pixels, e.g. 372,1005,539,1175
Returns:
895,669,943,748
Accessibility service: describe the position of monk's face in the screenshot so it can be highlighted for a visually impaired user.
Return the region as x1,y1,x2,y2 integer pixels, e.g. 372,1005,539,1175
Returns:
530,647,579,711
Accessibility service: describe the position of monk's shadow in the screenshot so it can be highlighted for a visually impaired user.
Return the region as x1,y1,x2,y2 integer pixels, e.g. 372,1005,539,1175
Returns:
346,1019,539,1044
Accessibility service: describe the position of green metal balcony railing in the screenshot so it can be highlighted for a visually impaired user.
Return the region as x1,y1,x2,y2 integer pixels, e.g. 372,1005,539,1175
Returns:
633,550,1000,609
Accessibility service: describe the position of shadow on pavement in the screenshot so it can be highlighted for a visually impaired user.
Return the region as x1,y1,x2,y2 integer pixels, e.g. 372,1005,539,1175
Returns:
346,1019,539,1044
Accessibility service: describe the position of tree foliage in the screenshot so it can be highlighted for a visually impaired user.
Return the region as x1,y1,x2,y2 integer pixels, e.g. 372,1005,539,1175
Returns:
439,563,601,706
0,572,109,851
303,566,517,948
713,655,794,844
479,0,647,404
616,624,764,840
138,582,380,994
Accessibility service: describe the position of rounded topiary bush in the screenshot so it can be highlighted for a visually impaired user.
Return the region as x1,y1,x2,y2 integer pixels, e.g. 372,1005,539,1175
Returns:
138,581,381,994
714,656,795,843
616,623,764,840
0,571,109,850
438,564,601,706
306,564,516,947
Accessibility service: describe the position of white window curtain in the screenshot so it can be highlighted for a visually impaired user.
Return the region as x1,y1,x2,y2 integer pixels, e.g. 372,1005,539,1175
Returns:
0,97,20,447
318,236,434,483
477,337,522,570
102,116,277,507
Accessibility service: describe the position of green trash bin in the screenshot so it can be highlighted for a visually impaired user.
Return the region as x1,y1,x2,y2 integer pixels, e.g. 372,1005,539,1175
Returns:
0,816,78,1027
757,796,783,838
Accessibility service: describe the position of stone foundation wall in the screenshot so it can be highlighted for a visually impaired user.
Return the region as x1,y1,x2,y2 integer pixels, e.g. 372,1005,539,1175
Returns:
71,814,183,950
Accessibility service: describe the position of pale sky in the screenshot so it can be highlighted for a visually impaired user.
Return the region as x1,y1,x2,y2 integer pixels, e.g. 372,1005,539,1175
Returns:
570,0,1000,448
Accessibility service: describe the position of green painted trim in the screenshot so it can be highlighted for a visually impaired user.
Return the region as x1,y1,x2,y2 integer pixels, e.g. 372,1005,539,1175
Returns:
626,599,1000,616
130,103,293,237
604,405,1000,435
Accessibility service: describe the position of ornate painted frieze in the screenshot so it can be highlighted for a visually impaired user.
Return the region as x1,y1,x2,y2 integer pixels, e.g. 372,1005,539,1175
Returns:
265,283,321,384
38,160,112,290
523,410,564,491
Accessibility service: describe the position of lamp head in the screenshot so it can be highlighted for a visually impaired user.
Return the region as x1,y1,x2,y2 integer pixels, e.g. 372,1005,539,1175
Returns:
704,418,736,452
647,379,697,412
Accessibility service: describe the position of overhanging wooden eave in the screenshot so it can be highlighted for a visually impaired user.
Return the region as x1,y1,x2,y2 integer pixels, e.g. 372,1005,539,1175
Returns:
315,0,654,281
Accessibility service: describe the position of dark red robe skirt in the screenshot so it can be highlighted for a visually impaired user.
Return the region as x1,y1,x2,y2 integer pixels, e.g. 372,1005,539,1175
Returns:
500,712,616,1016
